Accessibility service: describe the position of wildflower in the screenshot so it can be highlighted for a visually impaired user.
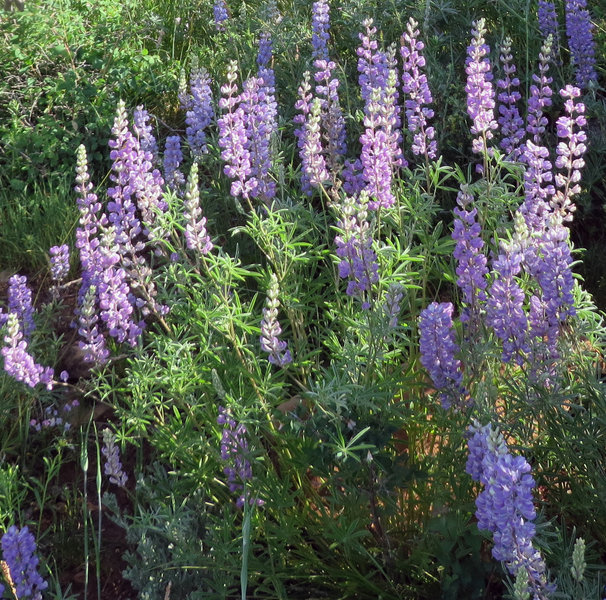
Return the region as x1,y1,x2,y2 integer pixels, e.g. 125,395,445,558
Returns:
1,313,53,390
519,139,554,233
77,283,109,365
465,18,498,155
452,186,488,321
101,428,128,488
183,163,212,254
551,85,587,223
400,17,437,160
49,244,70,284
466,422,554,599
383,283,404,329
526,36,554,145
163,135,185,193
311,0,330,61
357,19,389,104
217,406,264,507
299,96,329,189
213,0,229,31
181,60,214,158
257,31,273,69
497,38,525,160
418,302,463,409
7,275,35,339
260,273,292,367
538,1,560,56
334,192,379,308
565,0,597,88
1,525,48,600
133,106,159,163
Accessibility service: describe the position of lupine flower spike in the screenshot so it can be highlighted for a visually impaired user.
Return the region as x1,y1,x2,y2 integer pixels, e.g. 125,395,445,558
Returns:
418,301,464,410
218,406,264,507
102,428,128,488
465,18,498,157
538,1,561,58
49,244,70,285
565,0,597,89
183,163,213,255
1,525,48,599
260,273,292,367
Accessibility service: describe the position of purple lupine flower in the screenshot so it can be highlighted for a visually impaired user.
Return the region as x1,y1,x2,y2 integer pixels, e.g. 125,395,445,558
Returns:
1,313,53,390
77,283,109,365
334,192,380,309
565,0,597,89
466,422,554,598
497,38,525,160
526,36,554,145
299,96,329,190
217,406,264,507
213,0,229,31
181,61,215,159
314,59,347,173
452,186,488,321
341,158,365,196
465,18,498,156
357,19,389,104
75,144,106,277
383,283,404,328
8,275,35,339
102,428,128,488
538,1,561,55
311,0,330,61
133,106,159,164
183,163,212,254
242,74,277,203
485,249,529,364
551,85,587,223
163,135,185,193
400,17,437,160
1,525,48,600
418,302,463,410
257,31,273,68
260,273,292,367
30,399,78,433
218,61,258,200
49,244,70,284
519,139,554,233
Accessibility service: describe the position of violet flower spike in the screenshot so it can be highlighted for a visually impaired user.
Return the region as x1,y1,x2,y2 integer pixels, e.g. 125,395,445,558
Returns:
133,105,159,164
311,0,330,61
49,244,70,284
183,163,213,254
465,18,498,156
163,135,185,194
183,60,214,159
7,274,35,339
260,273,292,367
77,283,109,365
213,0,229,31
418,302,464,410
526,36,554,145
102,428,128,488
1,525,48,600
400,17,437,160
565,0,597,89
538,1,561,57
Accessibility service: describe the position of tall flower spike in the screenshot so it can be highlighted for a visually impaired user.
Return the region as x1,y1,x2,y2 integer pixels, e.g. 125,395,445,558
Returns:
7,275,35,339
400,17,437,160
383,283,404,329
418,302,464,410
565,0,597,89
526,36,554,145
1,526,48,599
466,422,554,598
163,135,185,194
260,273,292,367
452,186,488,322
102,428,128,488
49,244,70,284
77,283,109,365
551,85,587,224
182,59,214,159
183,163,212,254
133,106,159,164
213,0,229,31
311,0,330,61
217,406,264,507
538,1,561,57
465,18,498,156
497,37,525,160
334,192,380,309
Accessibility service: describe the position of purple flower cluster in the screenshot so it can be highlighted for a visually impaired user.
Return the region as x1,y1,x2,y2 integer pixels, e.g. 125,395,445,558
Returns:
551,85,587,223
49,244,70,284
383,283,404,329
183,163,212,255
1,313,53,389
217,406,264,507
102,428,128,488
7,275,35,339
180,61,214,158
565,0,597,88
465,18,498,156
163,135,185,193
334,193,380,309
400,17,437,160
497,38,524,160
466,422,553,598
213,0,229,31
538,1,560,54
526,36,554,145
260,273,292,367
452,186,488,321
0,525,48,600
30,399,79,432
311,0,330,61
133,106,159,164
